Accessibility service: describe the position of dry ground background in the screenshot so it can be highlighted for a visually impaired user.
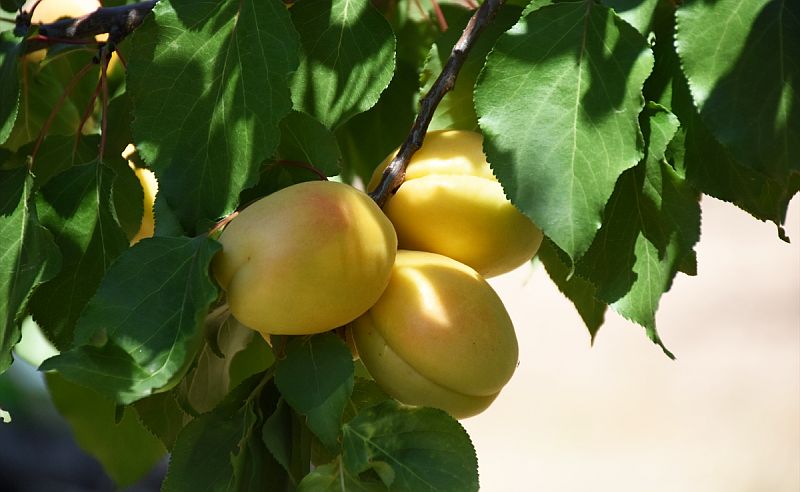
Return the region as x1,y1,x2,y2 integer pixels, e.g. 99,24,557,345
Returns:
464,196,800,492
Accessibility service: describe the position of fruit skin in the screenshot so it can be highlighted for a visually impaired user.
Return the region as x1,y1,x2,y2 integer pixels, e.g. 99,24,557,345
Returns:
213,181,398,336
369,130,543,278
21,0,102,63
122,144,158,245
23,0,100,23
351,250,519,419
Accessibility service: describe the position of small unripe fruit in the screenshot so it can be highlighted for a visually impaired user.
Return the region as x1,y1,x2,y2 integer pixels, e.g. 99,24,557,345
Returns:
369,130,543,277
352,250,519,418
213,181,397,336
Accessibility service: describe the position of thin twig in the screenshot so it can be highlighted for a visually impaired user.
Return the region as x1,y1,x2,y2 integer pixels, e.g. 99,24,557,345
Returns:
30,61,95,165
368,0,506,206
276,160,329,181
74,76,101,154
98,46,110,160
16,0,156,46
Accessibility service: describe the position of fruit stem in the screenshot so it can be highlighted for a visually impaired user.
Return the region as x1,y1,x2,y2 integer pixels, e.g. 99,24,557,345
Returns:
368,0,506,207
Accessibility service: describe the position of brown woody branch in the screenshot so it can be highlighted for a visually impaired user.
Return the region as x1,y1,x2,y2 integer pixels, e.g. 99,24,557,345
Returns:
368,0,506,207
16,0,156,46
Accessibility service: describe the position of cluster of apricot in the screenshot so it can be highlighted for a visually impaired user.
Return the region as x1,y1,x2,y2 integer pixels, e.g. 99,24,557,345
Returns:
212,131,543,418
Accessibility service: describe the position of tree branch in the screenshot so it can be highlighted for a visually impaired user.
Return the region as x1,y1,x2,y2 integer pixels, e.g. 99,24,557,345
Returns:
16,0,156,46
368,0,506,207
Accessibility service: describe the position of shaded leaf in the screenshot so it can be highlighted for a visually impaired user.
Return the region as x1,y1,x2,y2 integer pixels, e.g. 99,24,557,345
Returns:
342,400,478,492
4,49,99,151
538,239,606,340
0,167,61,374
476,1,654,262
676,0,800,180
275,333,354,451
646,14,799,232
40,236,221,404
134,390,190,451
277,110,342,177
29,160,129,350
335,60,418,182
575,104,700,356
46,372,166,487
290,0,395,129
163,374,287,492
0,31,21,145
127,0,300,233
422,5,522,132
180,311,258,415
601,0,662,35
262,397,293,475
28,135,100,188
299,460,387,492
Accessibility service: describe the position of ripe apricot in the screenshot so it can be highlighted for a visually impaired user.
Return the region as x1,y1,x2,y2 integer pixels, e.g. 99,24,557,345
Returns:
351,250,519,418
369,130,543,277
213,181,397,336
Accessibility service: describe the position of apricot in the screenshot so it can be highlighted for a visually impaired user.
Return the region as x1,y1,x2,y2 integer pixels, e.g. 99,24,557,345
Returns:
351,250,518,418
212,181,397,336
123,145,158,245
21,0,101,63
22,0,99,23
369,130,543,277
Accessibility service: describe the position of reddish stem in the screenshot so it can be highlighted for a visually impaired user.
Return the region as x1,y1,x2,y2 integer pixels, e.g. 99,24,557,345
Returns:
74,77,101,154
209,211,239,237
98,48,110,161
31,34,95,45
430,0,448,31
276,160,328,181
31,61,95,165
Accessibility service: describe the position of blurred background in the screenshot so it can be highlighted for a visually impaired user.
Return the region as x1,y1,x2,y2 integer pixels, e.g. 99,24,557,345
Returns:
467,195,800,491
0,195,797,491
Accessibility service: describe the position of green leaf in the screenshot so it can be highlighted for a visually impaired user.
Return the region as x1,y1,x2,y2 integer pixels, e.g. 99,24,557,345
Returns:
229,327,274,391
299,460,387,492
422,5,522,132
575,104,700,356
3,49,100,151
336,60,418,182
45,372,166,487
111,155,145,242
275,333,354,451
134,390,190,451
342,400,478,492
179,311,259,415
40,236,221,404
290,0,396,129
475,1,654,262
277,110,342,177
29,160,129,350
538,239,606,340
601,0,662,35
163,374,287,492
644,12,798,233
127,0,300,233
27,135,101,188
262,397,293,475
0,167,61,374
0,31,21,145
676,0,800,181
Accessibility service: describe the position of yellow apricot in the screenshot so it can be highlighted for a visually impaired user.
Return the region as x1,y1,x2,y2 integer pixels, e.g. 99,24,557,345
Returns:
369,130,543,278
23,0,100,23
122,144,158,245
351,250,518,419
21,0,101,63
213,181,397,336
